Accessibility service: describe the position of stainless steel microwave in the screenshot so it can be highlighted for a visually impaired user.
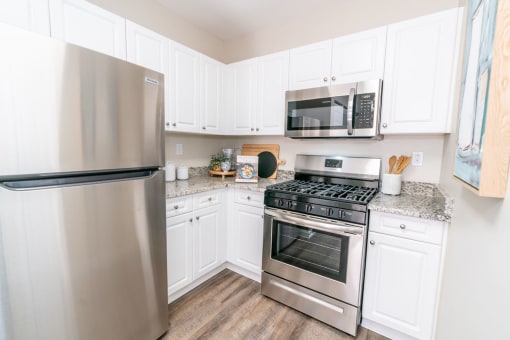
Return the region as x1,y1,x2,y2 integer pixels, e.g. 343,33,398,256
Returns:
284,79,383,138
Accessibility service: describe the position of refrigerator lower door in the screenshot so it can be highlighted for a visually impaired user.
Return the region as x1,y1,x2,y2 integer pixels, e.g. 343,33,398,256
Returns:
0,171,167,340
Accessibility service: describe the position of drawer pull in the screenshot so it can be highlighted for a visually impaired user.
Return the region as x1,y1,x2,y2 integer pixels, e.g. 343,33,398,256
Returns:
189,218,193,223
369,240,375,245
208,197,212,201
247,196,251,200
173,205,179,210
196,216,200,221
400,224,406,229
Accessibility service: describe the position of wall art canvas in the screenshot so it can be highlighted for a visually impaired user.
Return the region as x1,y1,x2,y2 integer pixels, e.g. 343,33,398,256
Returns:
454,0,499,189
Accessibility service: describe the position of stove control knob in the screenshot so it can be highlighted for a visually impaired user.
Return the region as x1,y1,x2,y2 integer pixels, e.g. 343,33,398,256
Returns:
287,201,293,208
277,199,284,207
326,208,334,216
306,204,313,213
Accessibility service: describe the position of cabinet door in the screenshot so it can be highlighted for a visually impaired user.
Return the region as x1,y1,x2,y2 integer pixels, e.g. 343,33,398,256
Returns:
200,54,224,134
256,51,289,135
167,212,193,296
169,41,200,132
363,231,441,340
380,8,462,134
0,0,50,35
288,40,332,90
224,59,257,134
193,205,225,278
231,203,264,275
331,26,386,84
126,21,168,73
49,0,126,59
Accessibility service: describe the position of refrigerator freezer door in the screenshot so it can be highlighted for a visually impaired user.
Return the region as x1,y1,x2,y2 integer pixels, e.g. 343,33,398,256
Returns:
0,24,165,179
0,171,167,340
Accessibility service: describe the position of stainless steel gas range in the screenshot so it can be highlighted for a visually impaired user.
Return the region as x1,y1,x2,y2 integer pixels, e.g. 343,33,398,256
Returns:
261,154,381,336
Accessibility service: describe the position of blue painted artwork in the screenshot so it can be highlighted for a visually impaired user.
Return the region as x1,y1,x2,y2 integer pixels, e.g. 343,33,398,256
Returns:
454,0,499,189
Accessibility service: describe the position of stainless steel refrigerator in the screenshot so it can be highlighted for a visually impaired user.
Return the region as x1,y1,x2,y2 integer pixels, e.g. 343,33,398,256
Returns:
0,24,168,340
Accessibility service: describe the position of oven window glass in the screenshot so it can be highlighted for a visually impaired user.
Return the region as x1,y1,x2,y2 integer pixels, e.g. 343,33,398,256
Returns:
287,96,349,130
271,220,349,282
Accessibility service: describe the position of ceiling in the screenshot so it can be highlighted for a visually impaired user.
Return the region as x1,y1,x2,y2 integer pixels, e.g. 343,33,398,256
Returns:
157,0,342,41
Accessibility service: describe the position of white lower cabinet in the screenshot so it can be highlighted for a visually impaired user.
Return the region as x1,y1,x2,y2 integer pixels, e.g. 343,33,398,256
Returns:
166,190,226,300
362,212,447,340
227,189,265,281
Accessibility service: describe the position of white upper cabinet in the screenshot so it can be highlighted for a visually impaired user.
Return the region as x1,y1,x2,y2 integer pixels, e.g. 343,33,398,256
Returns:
168,41,201,133
48,0,126,59
225,51,288,135
200,54,224,134
0,0,50,35
224,58,258,134
126,20,168,73
289,40,332,90
331,26,387,84
256,51,289,135
380,8,463,134
289,27,387,90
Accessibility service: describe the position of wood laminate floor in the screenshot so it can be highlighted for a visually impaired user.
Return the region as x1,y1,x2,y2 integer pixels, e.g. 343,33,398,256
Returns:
163,269,388,340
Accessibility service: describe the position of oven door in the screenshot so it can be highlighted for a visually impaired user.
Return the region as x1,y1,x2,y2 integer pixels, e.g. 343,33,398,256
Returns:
262,207,365,306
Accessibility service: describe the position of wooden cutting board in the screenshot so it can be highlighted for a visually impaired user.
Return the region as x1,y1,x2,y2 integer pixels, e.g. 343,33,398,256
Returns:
241,144,280,179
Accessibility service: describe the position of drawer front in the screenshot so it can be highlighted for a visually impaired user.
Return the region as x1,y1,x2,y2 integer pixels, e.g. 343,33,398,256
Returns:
166,196,193,217
234,189,264,207
193,190,222,209
369,212,445,245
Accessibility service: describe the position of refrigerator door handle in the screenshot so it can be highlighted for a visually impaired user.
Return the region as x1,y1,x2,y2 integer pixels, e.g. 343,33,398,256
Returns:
0,169,158,190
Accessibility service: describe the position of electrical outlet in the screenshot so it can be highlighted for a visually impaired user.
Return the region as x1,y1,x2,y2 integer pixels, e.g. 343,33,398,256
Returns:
176,144,183,155
412,151,423,166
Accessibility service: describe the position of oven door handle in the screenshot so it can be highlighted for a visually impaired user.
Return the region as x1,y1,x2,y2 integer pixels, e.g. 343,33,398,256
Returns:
265,209,363,235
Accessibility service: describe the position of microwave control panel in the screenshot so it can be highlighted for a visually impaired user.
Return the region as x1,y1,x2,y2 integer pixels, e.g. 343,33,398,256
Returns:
354,93,375,128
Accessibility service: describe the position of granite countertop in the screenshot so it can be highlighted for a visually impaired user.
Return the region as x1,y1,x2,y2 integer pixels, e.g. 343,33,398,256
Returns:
166,168,453,223
368,182,453,223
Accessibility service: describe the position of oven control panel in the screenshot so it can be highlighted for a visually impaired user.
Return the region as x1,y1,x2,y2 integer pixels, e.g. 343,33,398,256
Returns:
265,195,366,225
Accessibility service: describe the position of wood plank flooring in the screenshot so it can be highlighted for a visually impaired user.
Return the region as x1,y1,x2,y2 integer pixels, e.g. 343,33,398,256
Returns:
162,269,388,340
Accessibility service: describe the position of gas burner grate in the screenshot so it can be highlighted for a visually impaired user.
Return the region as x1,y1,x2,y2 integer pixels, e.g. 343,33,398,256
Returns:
267,180,377,204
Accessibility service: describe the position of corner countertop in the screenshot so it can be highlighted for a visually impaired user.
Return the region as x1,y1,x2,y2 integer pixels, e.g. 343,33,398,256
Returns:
165,172,453,223
165,175,289,199
368,182,453,223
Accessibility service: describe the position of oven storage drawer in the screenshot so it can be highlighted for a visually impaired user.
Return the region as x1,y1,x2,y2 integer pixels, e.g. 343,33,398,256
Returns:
369,212,445,245
234,189,264,207
261,272,359,336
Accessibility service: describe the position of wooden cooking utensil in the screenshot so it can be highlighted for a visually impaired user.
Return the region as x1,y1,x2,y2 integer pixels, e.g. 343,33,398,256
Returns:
394,156,412,174
388,155,396,174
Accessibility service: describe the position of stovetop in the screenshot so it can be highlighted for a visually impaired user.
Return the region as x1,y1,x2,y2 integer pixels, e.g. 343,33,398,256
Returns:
267,179,377,205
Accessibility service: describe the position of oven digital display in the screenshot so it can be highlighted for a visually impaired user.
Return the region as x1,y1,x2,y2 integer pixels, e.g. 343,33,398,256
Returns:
325,159,343,168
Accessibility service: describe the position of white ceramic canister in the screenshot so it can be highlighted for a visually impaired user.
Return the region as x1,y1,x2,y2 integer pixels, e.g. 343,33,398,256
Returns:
177,165,189,180
165,162,176,182
381,173,402,195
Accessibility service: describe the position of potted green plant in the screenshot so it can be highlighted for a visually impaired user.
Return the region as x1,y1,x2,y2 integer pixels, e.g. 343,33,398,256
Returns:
208,153,227,171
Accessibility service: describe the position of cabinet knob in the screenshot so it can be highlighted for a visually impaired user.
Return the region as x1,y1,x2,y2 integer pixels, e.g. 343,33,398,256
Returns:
165,122,170,126
251,128,254,131
173,205,179,210
331,76,336,82
323,77,328,82
208,197,212,201
256,128,259,132
189,218,193,223
196,216,200,221
369,240,375,245
382,123,388,128
247,196,251,200
202,126,206,130
172,122,177,127
400,224,406,229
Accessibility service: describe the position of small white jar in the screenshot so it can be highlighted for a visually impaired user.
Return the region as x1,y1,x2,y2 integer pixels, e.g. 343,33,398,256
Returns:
165,162,176,182
381,173,402,195
177,165,189,180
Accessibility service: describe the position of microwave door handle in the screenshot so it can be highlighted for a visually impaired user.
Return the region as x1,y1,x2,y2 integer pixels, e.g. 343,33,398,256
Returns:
347,88,356,135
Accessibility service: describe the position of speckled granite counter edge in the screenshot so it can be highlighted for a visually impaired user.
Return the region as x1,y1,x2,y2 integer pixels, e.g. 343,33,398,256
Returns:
167,175,453,223
368,181,453,223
